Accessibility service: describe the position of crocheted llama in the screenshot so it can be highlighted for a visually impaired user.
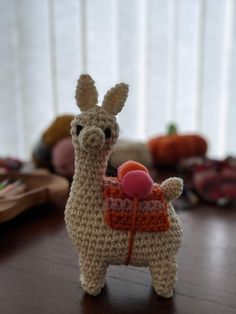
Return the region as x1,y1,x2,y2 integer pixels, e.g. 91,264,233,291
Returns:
65,74,183,298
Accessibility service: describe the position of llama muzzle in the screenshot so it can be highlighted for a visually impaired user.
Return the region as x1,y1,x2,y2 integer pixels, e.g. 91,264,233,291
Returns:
80,126,105,152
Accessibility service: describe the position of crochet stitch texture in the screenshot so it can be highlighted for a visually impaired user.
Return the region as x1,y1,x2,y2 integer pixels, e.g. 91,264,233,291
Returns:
65,74,183,298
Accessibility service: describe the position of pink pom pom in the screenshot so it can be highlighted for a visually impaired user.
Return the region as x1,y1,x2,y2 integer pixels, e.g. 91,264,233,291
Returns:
121,170,153,199
118,160,149,181
52,137,75,177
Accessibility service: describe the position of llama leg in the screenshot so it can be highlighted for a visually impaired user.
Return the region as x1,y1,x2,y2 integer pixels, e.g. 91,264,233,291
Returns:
149,258,177,298
79,257,108,296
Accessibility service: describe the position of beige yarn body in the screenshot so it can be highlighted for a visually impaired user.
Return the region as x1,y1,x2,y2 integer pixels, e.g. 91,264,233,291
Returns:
65,74,183,298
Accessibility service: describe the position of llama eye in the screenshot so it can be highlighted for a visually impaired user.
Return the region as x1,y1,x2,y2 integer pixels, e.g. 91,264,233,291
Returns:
104,128,112,139
76,125,83,136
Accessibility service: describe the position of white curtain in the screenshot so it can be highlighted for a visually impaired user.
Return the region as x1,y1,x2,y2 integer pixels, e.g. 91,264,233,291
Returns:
0,0,236,160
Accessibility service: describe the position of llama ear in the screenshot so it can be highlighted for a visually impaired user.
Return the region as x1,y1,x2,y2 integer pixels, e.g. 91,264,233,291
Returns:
161,177,183,201
102,83,129,115
75,74,98,111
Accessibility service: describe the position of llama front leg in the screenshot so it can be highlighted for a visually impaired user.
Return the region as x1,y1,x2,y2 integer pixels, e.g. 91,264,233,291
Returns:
79,257,108,296
149,258,177,298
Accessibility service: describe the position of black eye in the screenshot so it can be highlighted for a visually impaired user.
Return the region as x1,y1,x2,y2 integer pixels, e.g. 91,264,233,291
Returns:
104,128,112,139
76,125,83,136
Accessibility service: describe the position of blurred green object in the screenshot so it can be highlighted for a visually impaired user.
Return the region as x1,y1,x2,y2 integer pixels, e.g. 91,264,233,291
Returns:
167,122,178,135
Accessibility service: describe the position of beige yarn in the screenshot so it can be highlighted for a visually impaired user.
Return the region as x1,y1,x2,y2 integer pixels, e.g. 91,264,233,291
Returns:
75,74,98,111
110,139,152,169
102,83,129,115
65,74,183,298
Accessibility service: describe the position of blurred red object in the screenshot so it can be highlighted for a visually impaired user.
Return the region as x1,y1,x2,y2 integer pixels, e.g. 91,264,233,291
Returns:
180,156,236,206
0,158,22,172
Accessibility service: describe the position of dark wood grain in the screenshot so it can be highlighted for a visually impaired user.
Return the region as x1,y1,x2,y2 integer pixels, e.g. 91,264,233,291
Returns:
0,193,236,314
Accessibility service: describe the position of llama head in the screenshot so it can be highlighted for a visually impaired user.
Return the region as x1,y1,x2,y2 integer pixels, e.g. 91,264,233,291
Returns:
71,74,129,154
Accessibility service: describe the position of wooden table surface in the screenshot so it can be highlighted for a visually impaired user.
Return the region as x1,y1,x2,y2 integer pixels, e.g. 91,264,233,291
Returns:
0,192,236,314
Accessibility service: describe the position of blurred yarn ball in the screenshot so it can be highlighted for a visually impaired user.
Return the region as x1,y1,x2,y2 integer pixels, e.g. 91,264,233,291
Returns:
52,137,75,177
32,114,74,169
109,139,152,171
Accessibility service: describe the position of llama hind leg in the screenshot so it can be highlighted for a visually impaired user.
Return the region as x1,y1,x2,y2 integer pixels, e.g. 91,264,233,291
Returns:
149,258,177,298
79,257,108,296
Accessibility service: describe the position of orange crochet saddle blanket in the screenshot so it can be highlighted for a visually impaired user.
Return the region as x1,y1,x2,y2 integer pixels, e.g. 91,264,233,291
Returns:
103,177,170,233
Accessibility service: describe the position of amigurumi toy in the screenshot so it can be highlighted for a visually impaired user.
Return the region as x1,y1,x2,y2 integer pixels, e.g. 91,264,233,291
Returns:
65,74,183,298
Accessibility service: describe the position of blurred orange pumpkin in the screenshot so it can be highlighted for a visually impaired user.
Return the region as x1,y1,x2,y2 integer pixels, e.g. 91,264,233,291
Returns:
148,124,207,166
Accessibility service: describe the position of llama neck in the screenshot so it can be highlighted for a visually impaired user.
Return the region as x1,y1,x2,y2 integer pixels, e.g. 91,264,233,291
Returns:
74,149,109,190
69,148,111,215
65,148,110,245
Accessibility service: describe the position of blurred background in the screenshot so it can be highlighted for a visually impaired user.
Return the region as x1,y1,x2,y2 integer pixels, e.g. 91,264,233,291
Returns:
0,0,236,160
